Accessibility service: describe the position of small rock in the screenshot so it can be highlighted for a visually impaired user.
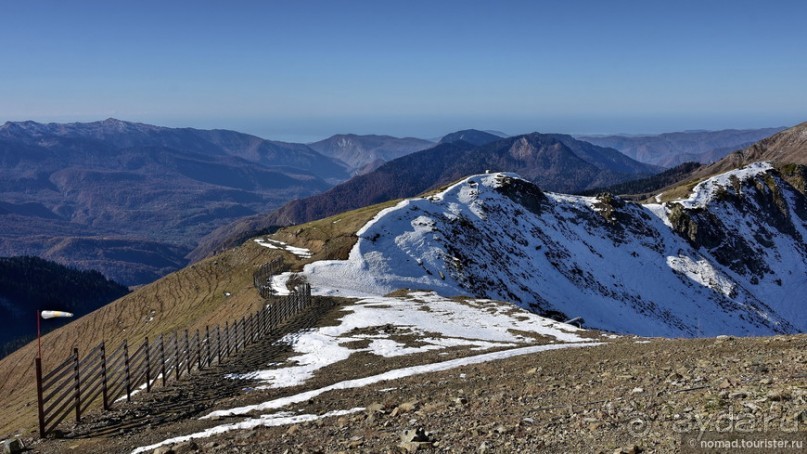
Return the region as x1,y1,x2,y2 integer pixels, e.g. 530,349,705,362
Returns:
614,446,643,454
397,401,419,413
631,387,644,394
399,427,436,452
400,427,435,443
1,438,24,454
729,391,748,399
152,447,174,454
767,389,791,401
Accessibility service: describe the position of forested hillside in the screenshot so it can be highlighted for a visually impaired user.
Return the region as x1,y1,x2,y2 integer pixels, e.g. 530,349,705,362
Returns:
0,256,129,358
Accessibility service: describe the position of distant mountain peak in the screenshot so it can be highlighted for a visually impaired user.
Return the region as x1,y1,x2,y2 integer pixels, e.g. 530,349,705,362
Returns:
439,129,501,146
508,136,541,159
308,134,434,175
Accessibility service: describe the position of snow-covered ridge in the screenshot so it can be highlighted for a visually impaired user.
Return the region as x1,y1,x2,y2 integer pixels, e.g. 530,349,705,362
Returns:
275,167,805,337
677,161,773,209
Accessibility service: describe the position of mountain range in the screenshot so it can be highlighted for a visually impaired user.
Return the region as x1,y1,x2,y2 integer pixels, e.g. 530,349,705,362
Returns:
191,132,659,260
0,119,349,284
579,127,784,167
0,119,797,288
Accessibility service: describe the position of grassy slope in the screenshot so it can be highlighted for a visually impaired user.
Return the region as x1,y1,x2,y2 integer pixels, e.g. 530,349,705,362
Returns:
0,199,396,438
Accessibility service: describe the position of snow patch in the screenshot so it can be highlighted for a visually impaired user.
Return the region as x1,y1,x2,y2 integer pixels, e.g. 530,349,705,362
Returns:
666,255,736,297
205,342,600,419
227,292,588,389
131,408,364,454
254,238,312,258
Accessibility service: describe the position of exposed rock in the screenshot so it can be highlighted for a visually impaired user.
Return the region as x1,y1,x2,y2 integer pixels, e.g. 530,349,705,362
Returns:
399,427,436,452
0,438,24,454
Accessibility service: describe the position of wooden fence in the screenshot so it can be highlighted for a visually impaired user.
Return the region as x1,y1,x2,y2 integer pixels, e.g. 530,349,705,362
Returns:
35,283,312,438
253,258,283,299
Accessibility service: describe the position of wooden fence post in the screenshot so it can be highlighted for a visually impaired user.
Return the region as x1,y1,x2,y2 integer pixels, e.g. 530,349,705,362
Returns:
159,335,166,386
249,312,255,342
173,332,180,380
185,330,191,375
101,342,109,410
123,339,131,402
205,325,211,367
297,288,302,313
196,330,202,370
144,337,151,392
241,316,246,349
35,356,45,438
216,325,221,364
73,347,81,423
225,321,230,357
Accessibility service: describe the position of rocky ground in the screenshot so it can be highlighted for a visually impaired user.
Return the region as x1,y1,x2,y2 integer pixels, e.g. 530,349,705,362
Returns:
15,302,807,454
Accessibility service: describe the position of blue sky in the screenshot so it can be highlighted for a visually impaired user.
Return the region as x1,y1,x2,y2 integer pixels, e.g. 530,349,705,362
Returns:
1,0,806,141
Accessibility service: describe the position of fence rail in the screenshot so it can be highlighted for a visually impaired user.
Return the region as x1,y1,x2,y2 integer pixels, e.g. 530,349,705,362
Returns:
35,282,312,438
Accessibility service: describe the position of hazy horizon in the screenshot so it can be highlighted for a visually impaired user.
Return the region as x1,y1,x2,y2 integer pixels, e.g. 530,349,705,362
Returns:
0,114,793,144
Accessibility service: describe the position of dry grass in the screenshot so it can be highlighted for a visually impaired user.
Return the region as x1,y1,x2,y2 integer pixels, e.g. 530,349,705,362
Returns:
0,200,395,438
0,242,270,437
269,199,400,268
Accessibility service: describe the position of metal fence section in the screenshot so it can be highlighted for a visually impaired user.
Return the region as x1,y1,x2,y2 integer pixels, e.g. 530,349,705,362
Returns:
35,283,312,438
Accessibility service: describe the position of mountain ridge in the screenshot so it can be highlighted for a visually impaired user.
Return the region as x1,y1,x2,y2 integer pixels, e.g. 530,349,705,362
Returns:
272,165,806,337
579,127,785,167
190,133,659,260
0,119,339,284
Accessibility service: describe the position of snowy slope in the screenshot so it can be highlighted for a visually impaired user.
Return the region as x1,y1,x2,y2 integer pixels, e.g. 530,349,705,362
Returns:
277,164,806,337
227,291,589,389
